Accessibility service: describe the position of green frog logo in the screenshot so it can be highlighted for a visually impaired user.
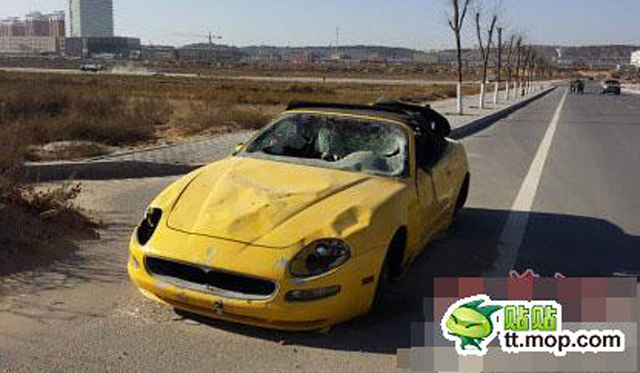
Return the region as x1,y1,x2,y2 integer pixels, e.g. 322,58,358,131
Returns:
442,296,502,356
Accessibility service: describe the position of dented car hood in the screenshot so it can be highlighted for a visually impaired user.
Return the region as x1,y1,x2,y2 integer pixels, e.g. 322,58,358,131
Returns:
166,157,391,248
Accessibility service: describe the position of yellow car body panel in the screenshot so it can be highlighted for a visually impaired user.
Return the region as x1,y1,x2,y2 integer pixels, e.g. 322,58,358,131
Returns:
128,108,469,331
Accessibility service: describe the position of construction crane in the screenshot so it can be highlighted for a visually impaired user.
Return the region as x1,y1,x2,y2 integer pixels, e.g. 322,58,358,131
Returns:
173,31,222,47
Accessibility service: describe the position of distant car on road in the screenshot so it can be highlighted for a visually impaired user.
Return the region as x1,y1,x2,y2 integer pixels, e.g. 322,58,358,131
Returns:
601,79,621,95
80,63,102,73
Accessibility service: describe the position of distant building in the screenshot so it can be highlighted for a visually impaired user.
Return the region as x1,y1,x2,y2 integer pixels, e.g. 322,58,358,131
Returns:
65,36,140,59
0,12,66,55
177,44,243,64
47,12,66,39
67,0,114,38
413,52,439,64
288,50,318,64
631,51,640,68
0,12,65,38
0,17,27,37
0,36,60,55
142,45,177,62
25,12,49,36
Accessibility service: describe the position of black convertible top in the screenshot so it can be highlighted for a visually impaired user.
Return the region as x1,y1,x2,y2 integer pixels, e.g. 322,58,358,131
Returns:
286,100,451,137
288,100,425,116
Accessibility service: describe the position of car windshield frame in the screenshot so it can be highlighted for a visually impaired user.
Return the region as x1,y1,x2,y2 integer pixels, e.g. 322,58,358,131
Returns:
237,111,412,179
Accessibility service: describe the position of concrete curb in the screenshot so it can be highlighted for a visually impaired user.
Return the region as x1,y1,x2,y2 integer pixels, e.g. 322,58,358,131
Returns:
81,130,255,163
21,86,557,182
20,160,201,183
450,86,557,140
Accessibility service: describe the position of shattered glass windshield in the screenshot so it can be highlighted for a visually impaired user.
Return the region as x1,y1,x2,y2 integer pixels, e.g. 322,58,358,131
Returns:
241,113,410,178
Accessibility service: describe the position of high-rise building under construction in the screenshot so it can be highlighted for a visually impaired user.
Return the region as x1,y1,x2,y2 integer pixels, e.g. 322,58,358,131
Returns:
67,0,114,38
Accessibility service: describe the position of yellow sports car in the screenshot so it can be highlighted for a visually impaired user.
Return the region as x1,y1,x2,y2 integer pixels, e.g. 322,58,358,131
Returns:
128,100,470,331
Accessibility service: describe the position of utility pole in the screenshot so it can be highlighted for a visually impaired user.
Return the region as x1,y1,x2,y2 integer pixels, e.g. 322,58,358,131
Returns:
335,26,340,60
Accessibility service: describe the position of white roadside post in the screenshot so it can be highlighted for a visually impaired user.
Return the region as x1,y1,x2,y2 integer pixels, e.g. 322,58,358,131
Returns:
457,83,463,115
493,81,499,105
519,81,523,97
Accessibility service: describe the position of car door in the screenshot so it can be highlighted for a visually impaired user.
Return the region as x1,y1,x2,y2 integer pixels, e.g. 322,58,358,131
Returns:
406,165,439,265
413,161,440,252
430,145,458,226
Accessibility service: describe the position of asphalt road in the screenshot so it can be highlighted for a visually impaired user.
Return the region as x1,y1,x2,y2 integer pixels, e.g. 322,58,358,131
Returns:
1,84,638,372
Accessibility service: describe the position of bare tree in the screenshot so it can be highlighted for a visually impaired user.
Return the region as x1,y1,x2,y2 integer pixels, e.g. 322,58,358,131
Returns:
492,26,504,104
514,40,526,97
522,47,534,95
446,0,473,115
503,34,518,100
475,5,498,109
526,49,536,93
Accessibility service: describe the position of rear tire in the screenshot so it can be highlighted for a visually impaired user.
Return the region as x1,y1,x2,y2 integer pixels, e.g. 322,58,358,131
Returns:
453,175,470,221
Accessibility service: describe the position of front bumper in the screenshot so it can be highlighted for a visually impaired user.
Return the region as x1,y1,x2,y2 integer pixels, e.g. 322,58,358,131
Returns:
128,233,384,331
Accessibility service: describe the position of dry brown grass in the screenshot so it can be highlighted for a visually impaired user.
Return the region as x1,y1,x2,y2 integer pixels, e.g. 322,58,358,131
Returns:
179,101,272,136
0,71,478,154
0,81,172,148
0,167,99,276
0,88,98,274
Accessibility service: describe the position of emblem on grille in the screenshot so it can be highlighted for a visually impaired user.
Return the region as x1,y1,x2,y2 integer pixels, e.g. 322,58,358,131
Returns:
212,300,224,315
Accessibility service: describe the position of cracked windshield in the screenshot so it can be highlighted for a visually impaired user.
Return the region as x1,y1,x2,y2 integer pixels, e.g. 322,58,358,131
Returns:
243,113,409,177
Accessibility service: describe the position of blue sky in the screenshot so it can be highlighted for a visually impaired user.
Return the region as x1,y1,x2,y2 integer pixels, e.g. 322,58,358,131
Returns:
2,0,640,49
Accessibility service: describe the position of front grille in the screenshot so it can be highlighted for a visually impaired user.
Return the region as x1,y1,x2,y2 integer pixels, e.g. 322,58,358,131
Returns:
145,256,277,300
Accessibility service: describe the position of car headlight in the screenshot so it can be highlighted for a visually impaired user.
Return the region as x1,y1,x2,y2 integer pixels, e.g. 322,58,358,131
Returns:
136,208,162,245
289,239,351,278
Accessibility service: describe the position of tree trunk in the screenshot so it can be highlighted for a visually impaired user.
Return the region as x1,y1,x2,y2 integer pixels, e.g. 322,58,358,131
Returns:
505,78,511,100
456,35,464,115
495,28,503,105
457,83,463,115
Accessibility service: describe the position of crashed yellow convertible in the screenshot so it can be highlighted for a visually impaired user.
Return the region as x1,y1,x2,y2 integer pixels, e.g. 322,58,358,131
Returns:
128,100,470,331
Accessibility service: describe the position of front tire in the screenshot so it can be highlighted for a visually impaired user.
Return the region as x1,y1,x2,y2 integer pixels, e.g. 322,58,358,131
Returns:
453,174,470,221
370,255,390,313
370,232,405,312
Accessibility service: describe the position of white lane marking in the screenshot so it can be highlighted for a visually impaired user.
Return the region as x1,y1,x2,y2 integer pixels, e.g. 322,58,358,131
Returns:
486,89,569,277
